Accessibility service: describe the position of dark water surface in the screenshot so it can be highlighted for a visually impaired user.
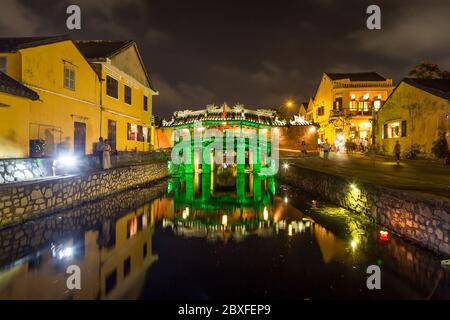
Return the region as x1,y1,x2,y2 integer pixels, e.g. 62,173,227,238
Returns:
0,173,449,300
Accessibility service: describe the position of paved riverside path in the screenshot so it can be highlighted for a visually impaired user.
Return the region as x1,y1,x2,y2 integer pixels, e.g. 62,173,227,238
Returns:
279,151,450,202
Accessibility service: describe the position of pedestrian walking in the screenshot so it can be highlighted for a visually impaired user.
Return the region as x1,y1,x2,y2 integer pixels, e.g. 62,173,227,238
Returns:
300,140,307,157
394,140,401,165
322,139,330,160
102,139,112,170
96,137,104,168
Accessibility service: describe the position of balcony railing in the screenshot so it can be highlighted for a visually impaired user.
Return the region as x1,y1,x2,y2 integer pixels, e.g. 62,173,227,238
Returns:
329,108,373,118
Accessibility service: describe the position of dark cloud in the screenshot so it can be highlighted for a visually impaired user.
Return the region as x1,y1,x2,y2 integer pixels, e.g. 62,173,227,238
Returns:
1,0,449,118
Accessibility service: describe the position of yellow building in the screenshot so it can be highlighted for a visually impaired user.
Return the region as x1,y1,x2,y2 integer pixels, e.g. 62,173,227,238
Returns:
75,40,158,152
298,101,309,118
0,36,101,157
0,71,39,158
376,78,450,157
298,98,315,122
0,36,157,159
311,72,394,148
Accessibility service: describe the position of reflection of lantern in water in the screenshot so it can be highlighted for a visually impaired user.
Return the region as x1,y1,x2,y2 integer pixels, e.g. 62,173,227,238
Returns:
379,230,389,241
263,207,268,221
222,215,228,226
182,207,189,219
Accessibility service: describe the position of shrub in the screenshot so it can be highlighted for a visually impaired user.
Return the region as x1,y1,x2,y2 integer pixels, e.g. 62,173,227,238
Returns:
403,144,422,159
431,130,449,159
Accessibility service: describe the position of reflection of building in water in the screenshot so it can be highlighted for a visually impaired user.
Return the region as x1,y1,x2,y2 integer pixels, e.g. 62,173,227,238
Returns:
0,203,157,300
163,173,277,243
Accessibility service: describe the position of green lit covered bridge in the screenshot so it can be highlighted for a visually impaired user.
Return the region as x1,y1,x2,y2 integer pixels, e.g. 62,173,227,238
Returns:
161,103,316,174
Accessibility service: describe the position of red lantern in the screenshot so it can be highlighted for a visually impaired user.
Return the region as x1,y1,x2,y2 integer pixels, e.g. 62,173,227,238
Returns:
379,230,389,241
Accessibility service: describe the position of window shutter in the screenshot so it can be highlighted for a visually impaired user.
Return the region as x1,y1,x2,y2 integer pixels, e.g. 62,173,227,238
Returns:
401,121,407,137
127,123,131,140
383,124,388,139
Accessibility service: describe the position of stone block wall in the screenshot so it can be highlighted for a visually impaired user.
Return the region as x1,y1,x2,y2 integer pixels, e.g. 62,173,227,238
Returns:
0,158,52,184
0,179,167,266
278,164,450,256
0,162,168,228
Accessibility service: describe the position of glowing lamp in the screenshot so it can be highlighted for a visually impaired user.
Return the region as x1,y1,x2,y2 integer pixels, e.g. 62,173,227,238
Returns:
379,230,389,241
222,214,228,226
58,155,76,167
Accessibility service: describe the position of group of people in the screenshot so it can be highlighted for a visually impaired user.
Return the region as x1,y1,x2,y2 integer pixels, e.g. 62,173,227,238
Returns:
344,138,370,153
95,137,112,170
314,138,402,165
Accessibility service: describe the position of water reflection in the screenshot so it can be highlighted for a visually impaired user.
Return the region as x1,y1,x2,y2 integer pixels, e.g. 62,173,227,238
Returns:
0,203,157,300
0,174,448,299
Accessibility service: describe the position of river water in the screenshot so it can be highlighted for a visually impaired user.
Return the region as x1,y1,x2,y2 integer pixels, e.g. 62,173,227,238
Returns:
0,173,449,299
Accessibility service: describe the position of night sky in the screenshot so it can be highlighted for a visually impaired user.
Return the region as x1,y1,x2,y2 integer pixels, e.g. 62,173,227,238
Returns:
1,0,449,118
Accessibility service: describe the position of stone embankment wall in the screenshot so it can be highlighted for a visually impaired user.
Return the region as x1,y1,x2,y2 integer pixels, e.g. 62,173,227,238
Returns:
278,165,450,256
0,179,167,266
0,158,52,184
0,162,168,228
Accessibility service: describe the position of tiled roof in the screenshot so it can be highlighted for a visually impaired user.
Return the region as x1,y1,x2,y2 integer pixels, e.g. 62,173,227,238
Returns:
74,40,134,60
0,35,69,52
162,104,314,127
0,71,39,100
326,72,387,82
403,78,450,100
300,102,309,110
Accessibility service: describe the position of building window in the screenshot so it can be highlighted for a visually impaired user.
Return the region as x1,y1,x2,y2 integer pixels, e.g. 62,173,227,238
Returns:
123,257,131,278
143,95,148,111
358,101,369,112
106,76,118,98
137,125,144,142
64,66,75,90
105,269,117,295
0,57,7,73
143,243,148,258
384,121,407,139
124,85,132,104
333,97,343,110
401,120,407,137
349,100,357,111
317,106,325,116
127,123,137,141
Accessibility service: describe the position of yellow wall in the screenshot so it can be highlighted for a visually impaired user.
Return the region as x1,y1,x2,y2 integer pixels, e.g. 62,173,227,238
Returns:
376,82,450,156
97,56,154,152
18,41,101,156
0,93,31,158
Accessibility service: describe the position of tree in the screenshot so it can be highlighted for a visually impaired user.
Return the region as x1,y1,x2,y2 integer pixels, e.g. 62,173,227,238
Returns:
431,129,448,162
441,70,450,79
409,61,442,79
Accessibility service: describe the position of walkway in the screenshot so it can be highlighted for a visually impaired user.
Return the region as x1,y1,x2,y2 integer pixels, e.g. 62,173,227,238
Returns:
280,151,450,202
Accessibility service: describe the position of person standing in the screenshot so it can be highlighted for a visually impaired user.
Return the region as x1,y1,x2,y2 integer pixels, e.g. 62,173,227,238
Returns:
102,139,112,170
300,140,307,157
322,139,330,160
96,137,104,168
394,140,401,165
